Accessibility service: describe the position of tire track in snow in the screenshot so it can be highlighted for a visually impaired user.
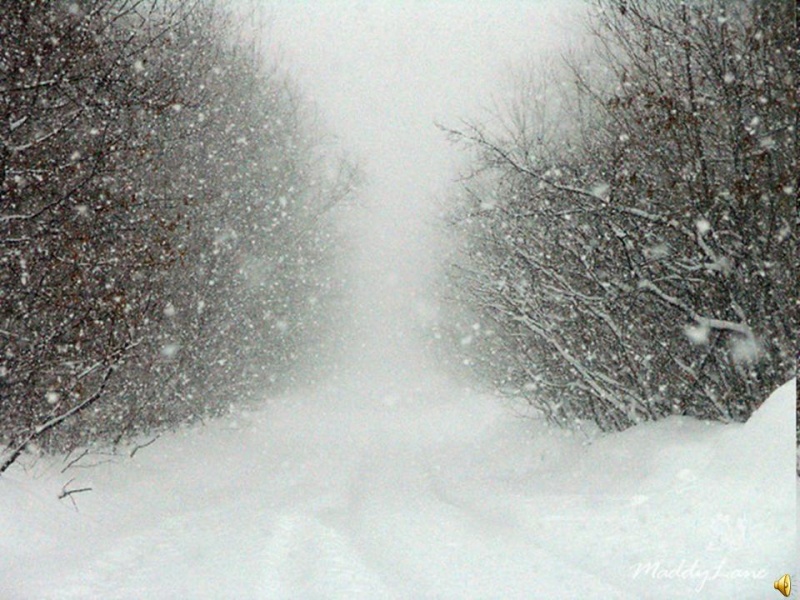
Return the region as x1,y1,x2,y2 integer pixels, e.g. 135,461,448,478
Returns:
260,510,398,599
334,445,639,600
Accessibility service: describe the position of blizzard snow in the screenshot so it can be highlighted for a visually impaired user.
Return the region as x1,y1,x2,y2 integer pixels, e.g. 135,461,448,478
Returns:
1,374,794,599
2,3,794,598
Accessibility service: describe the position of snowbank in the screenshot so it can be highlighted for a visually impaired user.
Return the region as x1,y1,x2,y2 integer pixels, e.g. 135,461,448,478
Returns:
0,377,794,598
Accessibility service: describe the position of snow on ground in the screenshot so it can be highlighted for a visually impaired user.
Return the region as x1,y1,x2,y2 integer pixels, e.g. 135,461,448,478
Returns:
0,373,794,599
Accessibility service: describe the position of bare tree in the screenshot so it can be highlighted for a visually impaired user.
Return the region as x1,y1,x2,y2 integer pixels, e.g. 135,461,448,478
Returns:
440,0,796,431
0,1,352,471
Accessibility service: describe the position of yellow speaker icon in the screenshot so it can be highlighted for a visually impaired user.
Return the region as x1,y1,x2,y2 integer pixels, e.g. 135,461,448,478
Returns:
774,573,791,597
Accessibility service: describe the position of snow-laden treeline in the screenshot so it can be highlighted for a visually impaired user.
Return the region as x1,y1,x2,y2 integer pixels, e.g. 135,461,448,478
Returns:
438,0,796,432
0,1,353,468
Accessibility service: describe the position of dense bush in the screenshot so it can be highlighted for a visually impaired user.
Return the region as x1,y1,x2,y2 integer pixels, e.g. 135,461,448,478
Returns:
439,0,796,431
0,0,351,470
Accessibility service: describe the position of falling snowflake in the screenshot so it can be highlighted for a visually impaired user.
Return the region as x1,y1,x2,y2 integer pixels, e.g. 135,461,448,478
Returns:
695,218,711,235
161,343,180,359
684,321,710,345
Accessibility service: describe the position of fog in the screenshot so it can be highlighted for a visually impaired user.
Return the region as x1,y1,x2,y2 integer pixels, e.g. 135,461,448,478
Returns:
266,1,582,382
2,4,793,596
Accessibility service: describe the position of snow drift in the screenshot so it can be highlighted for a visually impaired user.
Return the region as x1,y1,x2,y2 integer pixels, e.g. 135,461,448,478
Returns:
0,377,794,598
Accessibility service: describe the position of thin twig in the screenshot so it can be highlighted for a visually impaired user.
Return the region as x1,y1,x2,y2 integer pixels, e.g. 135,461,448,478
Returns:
130,435,160,458
58,478,93,511
61,448,90,473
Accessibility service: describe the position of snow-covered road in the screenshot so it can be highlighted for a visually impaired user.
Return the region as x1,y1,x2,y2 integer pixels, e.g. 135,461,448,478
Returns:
1,374,794,599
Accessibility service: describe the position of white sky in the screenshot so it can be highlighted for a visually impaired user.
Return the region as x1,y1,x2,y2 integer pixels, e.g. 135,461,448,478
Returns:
259,1,585,378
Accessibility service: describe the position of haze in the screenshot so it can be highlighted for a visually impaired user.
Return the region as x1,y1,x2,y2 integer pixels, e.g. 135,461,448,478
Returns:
267,0,581,381
2,3,793,597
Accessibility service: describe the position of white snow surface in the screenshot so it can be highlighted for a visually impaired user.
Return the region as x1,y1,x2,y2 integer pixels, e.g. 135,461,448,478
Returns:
1,374,794,599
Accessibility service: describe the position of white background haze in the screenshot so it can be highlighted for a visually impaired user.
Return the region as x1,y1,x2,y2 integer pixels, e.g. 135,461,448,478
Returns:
0,3,794,599
266,0,581,380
